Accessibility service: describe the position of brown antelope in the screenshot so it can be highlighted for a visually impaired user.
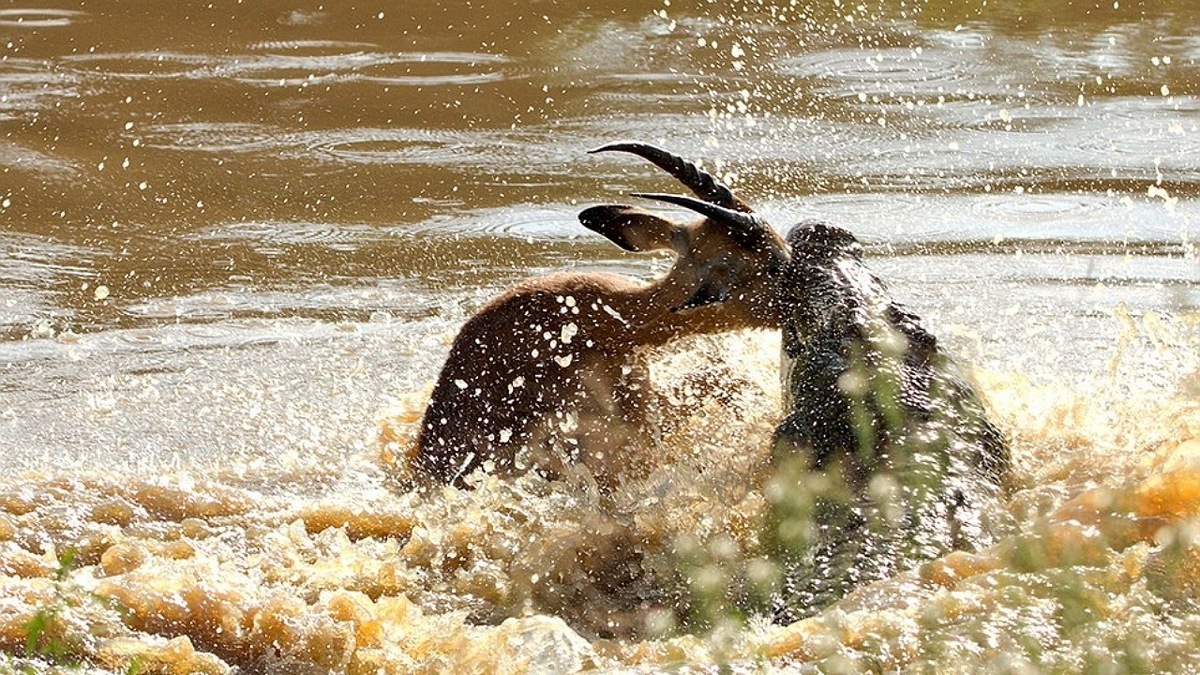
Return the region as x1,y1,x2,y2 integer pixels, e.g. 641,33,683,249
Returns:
413,143,790,488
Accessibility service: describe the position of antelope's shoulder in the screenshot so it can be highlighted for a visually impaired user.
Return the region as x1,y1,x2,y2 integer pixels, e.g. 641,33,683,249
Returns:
481,272,647,308
455,272,645,337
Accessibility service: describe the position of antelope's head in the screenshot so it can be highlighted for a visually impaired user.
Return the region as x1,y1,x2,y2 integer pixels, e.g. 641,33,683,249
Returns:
579,142,791,328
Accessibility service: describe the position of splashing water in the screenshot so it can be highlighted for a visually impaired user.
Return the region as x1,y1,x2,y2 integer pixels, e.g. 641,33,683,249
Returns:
1,318,1198,672
1,0,1198,672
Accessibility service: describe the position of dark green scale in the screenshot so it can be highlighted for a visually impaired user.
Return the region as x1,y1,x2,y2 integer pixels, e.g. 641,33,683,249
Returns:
768,221,1012,623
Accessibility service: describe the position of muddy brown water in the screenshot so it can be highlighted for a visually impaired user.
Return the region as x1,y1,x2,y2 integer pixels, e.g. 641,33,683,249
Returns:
0,1,1198,673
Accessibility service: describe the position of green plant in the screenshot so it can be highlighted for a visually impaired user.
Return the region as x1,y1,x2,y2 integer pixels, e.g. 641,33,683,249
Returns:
22,548,80,670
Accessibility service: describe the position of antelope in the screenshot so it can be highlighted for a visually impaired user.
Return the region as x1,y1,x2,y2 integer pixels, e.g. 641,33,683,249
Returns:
413,143,790,488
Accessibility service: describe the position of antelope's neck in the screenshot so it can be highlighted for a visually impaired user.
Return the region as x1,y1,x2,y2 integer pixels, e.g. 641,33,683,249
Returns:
604,281,765,348
574,282,679,347
524,271,770,353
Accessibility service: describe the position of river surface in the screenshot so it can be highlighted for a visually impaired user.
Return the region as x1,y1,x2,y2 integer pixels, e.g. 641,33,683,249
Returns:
0,1,1198,673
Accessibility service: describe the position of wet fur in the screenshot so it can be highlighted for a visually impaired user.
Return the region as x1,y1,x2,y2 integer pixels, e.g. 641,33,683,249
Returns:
414,206,787,489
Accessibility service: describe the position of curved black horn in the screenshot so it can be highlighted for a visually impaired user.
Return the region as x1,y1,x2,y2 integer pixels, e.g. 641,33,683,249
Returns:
631,192,784,256
631,193,761,227
589,142,752,212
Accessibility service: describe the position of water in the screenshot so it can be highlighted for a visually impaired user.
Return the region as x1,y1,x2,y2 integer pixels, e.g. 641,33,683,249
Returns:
0,0,1197,672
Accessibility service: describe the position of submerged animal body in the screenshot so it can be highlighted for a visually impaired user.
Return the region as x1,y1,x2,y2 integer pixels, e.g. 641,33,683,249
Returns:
768,221,1011,621
414,143,789,488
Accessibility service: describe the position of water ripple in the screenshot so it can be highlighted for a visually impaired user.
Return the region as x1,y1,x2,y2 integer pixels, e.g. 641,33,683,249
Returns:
0,58,82,111
970,193,1103,220
189,221,387,249
249,40,380,55
0,8,85,28
1,233,96,284
225,50,511,88
358,52,510,87
58,48,512,89
1072,98,1200,168
139,124,572,172
401,206,582,240
310,130,465,165
775,46,977,97
303,128,570,168
306,129,517,166
61,51,217,79
140,123,280,154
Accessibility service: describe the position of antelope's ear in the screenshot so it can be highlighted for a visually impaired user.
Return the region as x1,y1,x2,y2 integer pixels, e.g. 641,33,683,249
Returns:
578,204,684,253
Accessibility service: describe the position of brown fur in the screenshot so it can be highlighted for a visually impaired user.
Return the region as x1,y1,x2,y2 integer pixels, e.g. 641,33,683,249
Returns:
413,204,788,488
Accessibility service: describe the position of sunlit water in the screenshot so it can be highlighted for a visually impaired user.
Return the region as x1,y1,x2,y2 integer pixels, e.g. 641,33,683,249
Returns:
0,1,1197,673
